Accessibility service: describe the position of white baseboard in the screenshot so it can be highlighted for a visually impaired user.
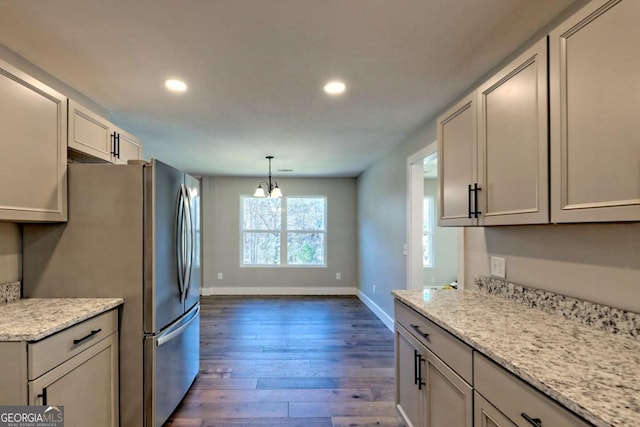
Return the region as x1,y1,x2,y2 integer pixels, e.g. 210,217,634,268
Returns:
201,285,357,296
357,290,394,332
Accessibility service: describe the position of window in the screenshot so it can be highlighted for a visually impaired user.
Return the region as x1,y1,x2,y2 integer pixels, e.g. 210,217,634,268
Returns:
423,196,434,268
241,196,326,266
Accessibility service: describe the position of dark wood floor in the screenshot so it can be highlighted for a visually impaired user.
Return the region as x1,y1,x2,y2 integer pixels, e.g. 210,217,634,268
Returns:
165,296,406,427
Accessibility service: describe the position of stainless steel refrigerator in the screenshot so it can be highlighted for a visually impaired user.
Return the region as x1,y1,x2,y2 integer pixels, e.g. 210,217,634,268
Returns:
23,159,201,427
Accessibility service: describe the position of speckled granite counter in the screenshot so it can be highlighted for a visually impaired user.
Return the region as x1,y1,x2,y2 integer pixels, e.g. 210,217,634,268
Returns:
0,298,123,341
392,289,640,427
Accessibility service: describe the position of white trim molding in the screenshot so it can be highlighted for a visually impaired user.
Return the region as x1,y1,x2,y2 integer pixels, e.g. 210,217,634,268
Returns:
201,285,357,296
357,290,394,332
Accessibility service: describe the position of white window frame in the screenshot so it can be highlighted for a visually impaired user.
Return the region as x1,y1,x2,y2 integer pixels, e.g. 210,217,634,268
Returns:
240,195,327,268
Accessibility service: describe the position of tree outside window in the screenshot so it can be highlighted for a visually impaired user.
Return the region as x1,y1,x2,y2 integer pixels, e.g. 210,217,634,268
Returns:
241,196,326,266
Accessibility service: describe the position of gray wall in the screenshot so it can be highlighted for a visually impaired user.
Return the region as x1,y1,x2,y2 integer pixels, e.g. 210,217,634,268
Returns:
0,44,107,116
357,122,436,316
202,176,358,293
465,225,640,312
423,179,458,287
0,223,21,285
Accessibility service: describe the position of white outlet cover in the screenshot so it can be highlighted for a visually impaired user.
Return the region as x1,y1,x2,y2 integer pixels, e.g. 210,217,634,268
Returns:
490,256,506,279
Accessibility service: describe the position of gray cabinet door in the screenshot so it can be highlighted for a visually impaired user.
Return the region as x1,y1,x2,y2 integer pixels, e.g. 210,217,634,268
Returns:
438,92,477,226
477,38,549,225
550,0,640,222
424,348,473,427
29,333,119,427
68,99,112,162
112,125,142,165
395,324,423,427
474,392,517,427
0,58,67,221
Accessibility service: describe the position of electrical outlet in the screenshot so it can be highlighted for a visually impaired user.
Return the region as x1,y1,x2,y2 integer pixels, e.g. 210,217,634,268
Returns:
373,285,377,294
217,273,223,280
336,273,341,280
490,256,506,279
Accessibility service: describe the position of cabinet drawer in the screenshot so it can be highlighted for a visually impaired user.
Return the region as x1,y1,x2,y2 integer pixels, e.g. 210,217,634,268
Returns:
474,353,592,427
28,309,118,380
394,300,472,383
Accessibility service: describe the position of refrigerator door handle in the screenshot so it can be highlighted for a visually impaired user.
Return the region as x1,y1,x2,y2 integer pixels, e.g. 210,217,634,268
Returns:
183,186,194,301
180,184,191,303
156,304,200,347
175,186,185,300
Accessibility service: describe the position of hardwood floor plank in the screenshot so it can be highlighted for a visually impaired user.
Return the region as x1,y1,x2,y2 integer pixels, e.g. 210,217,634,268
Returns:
201,366,394,379
183,388,379,403
257,377,339,390
165,296,405,427
200,417,332,427
289,401,396,417
331,416,407,427
169,401,288,419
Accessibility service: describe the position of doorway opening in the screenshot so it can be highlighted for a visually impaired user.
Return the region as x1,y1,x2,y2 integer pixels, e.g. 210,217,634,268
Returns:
407,143,463,291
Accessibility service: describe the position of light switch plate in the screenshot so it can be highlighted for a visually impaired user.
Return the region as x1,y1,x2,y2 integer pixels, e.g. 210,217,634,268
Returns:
490,256,506,279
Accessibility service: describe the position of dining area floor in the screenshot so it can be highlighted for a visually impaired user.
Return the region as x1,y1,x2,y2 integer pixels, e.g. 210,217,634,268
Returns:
165,296,406,427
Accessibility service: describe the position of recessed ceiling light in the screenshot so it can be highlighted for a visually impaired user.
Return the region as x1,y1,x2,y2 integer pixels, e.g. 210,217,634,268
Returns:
323,80,346,95
164,79,188,92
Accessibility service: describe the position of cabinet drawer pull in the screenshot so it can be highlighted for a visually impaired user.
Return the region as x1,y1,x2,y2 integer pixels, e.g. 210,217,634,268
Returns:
73,328,102,345
521,412,542,426
413,349,420,385
410,324,430,339
417,355,426,390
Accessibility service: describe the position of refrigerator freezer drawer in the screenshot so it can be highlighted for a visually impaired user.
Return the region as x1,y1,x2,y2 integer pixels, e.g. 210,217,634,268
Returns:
144,303,200,427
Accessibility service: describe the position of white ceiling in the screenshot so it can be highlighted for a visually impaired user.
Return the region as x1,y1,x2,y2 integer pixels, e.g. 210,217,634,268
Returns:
0,0,575,177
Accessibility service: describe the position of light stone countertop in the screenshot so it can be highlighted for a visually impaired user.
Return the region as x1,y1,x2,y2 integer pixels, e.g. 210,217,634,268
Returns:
392,289,640,427
0,298,123,342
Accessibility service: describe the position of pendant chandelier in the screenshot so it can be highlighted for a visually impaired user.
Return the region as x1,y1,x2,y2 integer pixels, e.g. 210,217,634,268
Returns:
253,156,283,198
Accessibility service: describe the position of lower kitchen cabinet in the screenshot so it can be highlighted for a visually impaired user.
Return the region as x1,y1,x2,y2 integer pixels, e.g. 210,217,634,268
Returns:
473,353,591,427
423,348,472,427
394,298,594,427
396,325,422,426
0,309,119,427
474,392,516,427
395,300,473,427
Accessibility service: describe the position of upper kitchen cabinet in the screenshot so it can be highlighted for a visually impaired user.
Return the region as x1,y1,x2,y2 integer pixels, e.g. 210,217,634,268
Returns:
438,37,548,226
0,59,67,222
477,37,549,226
68,100,142,165
68,99,112,162
110,125,142,165
550,0,640,222
438,92,477,226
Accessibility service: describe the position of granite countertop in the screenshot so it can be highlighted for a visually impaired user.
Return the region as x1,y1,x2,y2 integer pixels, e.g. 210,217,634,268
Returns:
0,298,123,342
392,289,640,427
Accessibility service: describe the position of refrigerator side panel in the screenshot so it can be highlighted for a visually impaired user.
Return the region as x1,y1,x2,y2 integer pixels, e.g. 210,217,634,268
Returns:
144,159,184,334
22,163,146,427
183,172,201,312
